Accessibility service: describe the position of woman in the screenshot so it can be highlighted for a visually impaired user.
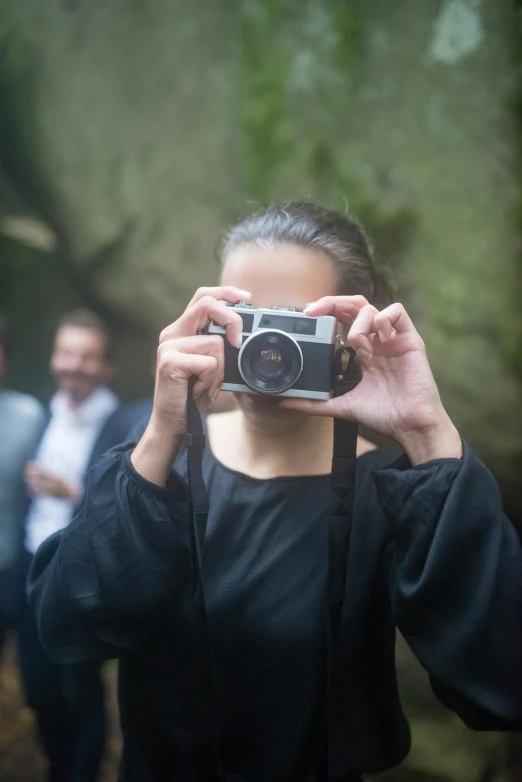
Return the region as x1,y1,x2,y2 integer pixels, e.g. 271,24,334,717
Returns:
29,202,522,782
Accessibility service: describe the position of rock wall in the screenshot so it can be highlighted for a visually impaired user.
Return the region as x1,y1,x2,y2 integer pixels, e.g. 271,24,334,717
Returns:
1,0,520,500
0,5,521,775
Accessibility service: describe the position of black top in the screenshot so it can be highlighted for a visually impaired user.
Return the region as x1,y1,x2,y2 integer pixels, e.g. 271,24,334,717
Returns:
200,456,330,780
28,434,522,782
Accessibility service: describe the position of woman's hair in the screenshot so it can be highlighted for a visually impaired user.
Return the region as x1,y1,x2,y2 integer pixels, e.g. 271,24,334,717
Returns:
220,201,391,307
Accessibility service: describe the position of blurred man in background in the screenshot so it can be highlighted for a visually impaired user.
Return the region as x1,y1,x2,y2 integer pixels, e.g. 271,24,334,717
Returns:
0,316,45,672
17,309,135,782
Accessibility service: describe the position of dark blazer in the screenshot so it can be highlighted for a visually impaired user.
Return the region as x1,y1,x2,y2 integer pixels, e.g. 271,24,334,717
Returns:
84,403,146,478
23,401,139,516
12,398,141,617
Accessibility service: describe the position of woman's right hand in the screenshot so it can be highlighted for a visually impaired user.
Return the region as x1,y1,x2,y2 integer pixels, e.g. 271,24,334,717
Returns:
131,286,250,486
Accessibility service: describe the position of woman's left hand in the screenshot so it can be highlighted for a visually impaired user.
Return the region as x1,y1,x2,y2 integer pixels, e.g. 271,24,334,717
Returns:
280,296,462,465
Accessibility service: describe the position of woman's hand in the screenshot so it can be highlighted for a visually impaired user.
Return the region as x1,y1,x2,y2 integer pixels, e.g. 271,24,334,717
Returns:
280,296,462,465
131,286,250,485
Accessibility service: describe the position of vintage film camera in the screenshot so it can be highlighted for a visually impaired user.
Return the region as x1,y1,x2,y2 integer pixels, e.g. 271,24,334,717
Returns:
206,301,339,400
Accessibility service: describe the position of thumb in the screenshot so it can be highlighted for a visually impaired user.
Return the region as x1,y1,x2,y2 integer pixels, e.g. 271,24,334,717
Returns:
279,391,361,421
278,397,331,416
278,396,354,420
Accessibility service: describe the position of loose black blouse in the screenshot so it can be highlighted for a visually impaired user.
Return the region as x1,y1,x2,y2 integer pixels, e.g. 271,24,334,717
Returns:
29,437,522,781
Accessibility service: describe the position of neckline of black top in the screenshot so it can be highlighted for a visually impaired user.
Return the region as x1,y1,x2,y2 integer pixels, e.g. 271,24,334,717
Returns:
205,439,332,485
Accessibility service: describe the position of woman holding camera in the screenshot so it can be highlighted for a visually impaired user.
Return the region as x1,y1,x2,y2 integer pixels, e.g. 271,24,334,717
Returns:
29,202,522,782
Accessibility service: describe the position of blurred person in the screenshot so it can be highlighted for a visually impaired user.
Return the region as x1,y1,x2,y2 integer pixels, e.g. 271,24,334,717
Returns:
0,316,45,667
29,204,522,782
17,309,137,782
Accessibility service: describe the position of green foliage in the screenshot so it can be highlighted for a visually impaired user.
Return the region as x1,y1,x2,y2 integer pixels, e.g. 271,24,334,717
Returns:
240,0,366,203
239,0,414,273
503,0,522,380
0,17,42,214
240,0,296,203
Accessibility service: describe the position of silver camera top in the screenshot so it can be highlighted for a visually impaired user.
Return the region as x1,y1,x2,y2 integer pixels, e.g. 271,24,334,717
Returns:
216,302,337,345
226,301,299,313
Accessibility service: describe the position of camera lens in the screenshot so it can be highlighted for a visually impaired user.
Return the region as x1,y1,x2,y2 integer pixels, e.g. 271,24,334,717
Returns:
253,347,285,380
238,330,303,394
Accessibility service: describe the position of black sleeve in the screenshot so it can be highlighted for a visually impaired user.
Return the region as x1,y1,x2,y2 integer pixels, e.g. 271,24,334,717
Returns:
373,441,522,730
28,444,192,664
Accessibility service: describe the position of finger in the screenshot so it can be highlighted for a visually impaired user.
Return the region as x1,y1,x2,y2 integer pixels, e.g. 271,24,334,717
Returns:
158,334,225,358
38,477,53,494
25,470,44,490
347,304,379,358
161,296,244,349
25,462,39,478
185,286,252,311
304,295,369,324
279,395,357,421
174,336,225,400
26,476,43,496
35,468,54,482
278,397,333,416
373,302,415,336
25,476,38,493
175,353,219,399
157,337,223,399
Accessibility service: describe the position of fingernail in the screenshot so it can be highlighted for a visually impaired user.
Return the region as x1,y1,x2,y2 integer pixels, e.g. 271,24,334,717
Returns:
378,330,387,343
357,348,372,360
236,337,243,349
303,303,315,312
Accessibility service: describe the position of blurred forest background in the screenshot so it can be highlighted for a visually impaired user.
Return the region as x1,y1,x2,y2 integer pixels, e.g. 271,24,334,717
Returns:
0,0,521,780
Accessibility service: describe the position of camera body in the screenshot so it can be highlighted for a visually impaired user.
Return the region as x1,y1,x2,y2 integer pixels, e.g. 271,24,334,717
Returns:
206,302,338,400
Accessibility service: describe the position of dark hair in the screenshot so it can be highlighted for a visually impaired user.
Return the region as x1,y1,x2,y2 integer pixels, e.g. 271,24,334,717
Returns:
220,201,391,306
57,309,115,360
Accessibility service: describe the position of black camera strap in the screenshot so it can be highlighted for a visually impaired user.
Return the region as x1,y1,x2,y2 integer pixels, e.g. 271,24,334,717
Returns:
320,346,360,782
186,378,224,780
185,346,360,782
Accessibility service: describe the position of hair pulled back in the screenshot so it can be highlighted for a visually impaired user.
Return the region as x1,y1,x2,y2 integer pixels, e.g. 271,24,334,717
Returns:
221,201,390,307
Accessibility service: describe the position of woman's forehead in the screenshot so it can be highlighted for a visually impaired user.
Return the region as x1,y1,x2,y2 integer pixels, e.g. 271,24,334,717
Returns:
221,244,336,309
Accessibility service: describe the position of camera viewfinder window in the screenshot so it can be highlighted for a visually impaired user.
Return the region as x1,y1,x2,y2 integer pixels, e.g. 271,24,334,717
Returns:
259,314,317,335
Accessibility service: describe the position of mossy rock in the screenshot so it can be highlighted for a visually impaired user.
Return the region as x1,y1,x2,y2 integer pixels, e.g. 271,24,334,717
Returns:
0,0,521,518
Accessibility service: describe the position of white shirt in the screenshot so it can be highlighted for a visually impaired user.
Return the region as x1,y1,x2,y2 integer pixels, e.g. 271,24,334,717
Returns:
25,386,119,554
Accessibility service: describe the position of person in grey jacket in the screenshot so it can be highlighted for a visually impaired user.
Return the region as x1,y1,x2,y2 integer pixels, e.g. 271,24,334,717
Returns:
0,316,45,660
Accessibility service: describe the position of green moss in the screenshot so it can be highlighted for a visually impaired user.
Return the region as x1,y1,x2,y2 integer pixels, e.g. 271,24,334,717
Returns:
0,15,60,232
0,18,38,175
330,0,365,75
240,0,296,203
501,0,522,379
237,0,363,202
239,0,414,273
239,0,365,203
